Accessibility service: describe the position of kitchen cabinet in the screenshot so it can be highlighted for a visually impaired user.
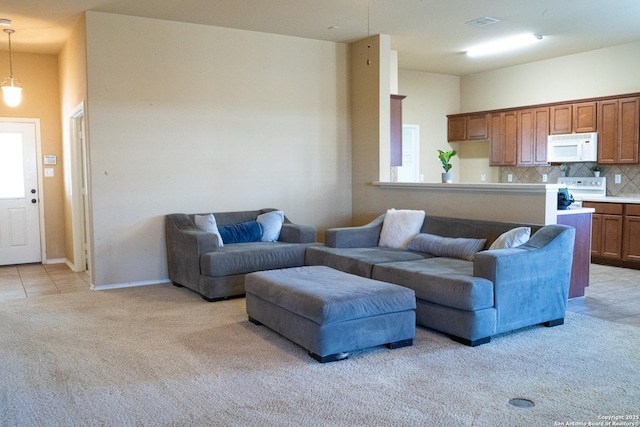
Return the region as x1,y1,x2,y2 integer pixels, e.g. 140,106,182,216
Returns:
550,102,597,134
597,97,639,164
583,202,623,259
549,104,572,134
488,111,517,166
390,94,406,167
517,107,548,165
447,113,488,142
623,204,640,262
573,102,597,133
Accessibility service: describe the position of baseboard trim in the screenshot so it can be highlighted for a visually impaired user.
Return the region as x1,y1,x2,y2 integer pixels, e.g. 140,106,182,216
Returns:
92,279,172,291
43,258,66,265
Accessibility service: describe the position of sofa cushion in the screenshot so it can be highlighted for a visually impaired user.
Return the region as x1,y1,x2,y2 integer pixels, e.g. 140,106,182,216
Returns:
305,246,428,278
194,214,224,246
200,242,309,277
406,233,486,260
489,227,531,250
372,258,494,311
245,266,416,325
257,210,285,242
378,209,425,249
218,221,263,244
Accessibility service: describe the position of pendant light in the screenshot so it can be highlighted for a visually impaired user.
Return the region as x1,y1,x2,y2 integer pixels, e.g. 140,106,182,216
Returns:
1,28,22,108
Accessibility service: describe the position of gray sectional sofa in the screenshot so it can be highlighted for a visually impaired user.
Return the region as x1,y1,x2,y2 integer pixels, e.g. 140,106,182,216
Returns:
165,209,317,301
305,214,575,346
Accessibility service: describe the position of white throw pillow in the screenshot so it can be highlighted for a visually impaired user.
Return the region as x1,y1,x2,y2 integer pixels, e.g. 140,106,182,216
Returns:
194,214,224,247
257,210,285,242
489,227,531,250
378,209,426,249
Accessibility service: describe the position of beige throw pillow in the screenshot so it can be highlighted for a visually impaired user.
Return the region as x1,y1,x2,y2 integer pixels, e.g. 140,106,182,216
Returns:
378,209,426,249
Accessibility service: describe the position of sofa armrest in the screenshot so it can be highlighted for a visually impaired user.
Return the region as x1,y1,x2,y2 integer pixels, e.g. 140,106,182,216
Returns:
165,214,221,287
278,223,317,243
325,214,385,248
473,224,576,332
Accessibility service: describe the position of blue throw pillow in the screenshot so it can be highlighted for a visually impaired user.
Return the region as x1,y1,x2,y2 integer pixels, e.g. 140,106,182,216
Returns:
218,221,263,244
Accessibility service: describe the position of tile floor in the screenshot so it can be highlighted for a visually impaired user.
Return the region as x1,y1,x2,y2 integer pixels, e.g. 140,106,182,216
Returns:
0,263,91,302
0,262,639,328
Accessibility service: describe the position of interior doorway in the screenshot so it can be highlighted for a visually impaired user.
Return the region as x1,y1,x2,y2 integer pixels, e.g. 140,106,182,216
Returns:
0,119,44,265
396,124,420,182
69,103,91,274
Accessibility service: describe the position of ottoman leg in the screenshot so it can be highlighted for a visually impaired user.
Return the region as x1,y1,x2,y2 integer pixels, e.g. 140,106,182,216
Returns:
309,351,350,363
386,338,413,349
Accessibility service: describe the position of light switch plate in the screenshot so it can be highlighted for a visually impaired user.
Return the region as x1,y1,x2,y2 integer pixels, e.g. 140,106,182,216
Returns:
44,168,54,177
615,174,622,184
507,174,513,182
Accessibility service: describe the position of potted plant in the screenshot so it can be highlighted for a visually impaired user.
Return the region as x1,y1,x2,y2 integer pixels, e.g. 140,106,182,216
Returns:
591,165,602,177
438,149,457,183
559,163,568,177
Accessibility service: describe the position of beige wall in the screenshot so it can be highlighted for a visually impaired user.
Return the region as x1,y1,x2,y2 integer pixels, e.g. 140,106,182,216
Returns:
84,12,351,287
397,69,462,183
0,52,65,261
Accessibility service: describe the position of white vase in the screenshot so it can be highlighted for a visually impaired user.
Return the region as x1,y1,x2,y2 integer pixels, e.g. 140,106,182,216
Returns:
442,172,453,183
594,171,600,177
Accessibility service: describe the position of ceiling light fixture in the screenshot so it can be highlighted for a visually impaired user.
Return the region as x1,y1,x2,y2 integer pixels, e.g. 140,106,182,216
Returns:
1,28,22,107
466,33,543,58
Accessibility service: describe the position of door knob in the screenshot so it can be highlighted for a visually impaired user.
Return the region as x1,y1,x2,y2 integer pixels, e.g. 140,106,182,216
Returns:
31,199,37,204
31,189,36,194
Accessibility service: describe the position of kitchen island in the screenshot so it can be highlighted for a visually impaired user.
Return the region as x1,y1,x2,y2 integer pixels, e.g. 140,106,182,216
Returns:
557,207,595,298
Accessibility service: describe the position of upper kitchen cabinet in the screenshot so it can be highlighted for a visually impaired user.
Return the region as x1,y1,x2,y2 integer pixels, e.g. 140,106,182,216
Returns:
489,111,517,166
390,95,407,167
517,107,549,165
447,113,488,142
549,102,597,134
598,97,639,164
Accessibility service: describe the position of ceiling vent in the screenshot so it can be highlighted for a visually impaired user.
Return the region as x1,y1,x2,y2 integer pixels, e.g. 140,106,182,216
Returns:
466,17,500,27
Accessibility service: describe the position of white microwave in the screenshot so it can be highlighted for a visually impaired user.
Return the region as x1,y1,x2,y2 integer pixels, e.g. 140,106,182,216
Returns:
547,132,598,163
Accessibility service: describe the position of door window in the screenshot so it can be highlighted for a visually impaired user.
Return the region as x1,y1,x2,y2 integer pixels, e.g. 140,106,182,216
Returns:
0,132,25,198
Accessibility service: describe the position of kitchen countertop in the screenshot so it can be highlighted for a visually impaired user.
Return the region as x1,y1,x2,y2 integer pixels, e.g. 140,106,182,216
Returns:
557,207,595,215
581,196,640,204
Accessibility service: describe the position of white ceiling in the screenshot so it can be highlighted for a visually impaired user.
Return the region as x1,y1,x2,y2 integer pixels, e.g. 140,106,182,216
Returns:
2,0,640,75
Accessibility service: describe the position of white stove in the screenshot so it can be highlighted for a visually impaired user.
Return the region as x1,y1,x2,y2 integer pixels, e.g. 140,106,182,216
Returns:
557,177,606,206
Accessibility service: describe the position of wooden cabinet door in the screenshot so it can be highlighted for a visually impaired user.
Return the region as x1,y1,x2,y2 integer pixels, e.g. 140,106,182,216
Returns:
623,215,640,261
598,97,639,164
598,99,618,164
601,214,623,259
489,112,516,166
550,104,572,134
390,95,406,167
517,108,548,165
618,97,639,164
573,102,597,133
448,116,466,142
623,204,640,261
467,114,488,140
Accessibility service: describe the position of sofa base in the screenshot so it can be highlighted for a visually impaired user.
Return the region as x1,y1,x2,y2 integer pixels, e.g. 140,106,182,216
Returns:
203,293,246,303
447,334,491,347
543,318,565,327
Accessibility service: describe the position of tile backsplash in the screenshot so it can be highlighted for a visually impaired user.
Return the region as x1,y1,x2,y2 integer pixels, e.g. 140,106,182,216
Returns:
499,163,640,197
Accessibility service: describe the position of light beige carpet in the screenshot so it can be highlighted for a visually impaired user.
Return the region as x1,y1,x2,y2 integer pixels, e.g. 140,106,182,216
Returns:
1,283,638,426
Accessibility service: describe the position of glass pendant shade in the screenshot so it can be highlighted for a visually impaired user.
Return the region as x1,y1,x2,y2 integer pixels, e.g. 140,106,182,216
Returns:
2,28,21,108
2,77,22,107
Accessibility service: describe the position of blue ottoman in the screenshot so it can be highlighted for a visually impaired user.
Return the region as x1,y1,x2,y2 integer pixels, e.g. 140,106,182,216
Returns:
245,266,416,362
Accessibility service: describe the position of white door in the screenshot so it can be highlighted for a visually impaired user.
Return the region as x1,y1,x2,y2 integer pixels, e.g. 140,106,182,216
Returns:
0,121,42,265
396,124,420,182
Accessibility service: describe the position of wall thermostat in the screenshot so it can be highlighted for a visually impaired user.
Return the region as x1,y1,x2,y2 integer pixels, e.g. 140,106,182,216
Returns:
44,155,57,165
